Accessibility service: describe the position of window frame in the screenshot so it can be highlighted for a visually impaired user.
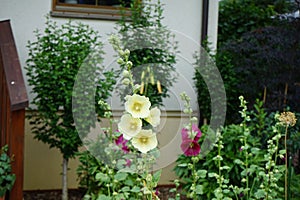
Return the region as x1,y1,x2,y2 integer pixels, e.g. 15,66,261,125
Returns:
51,0,132,20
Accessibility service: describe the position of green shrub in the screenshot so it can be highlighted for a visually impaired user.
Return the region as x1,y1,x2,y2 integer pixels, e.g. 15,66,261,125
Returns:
218,0,294,46
218,19,300,119
0,145,15,197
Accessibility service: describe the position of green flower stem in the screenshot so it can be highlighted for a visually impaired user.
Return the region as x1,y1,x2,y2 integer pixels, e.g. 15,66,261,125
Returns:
124,57,136,94
288,154,292,200
284,125,288,200
265,151,273,200
109,119,113,142
107,184,111,197
249,178,257,199
241,131,250,200
284,125,290,200
192,158,197,199
244,140,249,199
217,139,222,191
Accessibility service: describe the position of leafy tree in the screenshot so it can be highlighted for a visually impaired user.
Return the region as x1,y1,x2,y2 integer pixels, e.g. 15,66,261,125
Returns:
26,18,116,200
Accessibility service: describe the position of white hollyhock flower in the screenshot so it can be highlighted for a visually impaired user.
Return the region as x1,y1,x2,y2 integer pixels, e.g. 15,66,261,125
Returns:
145,107,161,127
132,129,158,153
118,114,142,140
125,94,151,118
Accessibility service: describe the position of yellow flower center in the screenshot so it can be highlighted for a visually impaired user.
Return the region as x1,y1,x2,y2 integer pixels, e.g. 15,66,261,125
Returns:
130,123,137,130
139,137,148,144
133,102,142,112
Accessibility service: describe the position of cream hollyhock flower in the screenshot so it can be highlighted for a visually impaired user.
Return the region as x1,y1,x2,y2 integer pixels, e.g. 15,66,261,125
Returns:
145,107,161,127
125,94,151,118
132,129,158,153
118,114,142,140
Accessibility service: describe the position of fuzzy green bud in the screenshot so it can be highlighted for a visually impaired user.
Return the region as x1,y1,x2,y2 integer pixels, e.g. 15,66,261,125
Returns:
117,58,124,65
118,50,124,56
122,78,130,85
188,163,193,170
126,61,133,68
146,174,152,182
124,49,130,56
122,70,130,77
191,156,199,163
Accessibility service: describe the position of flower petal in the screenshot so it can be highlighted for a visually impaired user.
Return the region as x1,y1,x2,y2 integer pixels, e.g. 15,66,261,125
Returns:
118,114,142,140
145,107,161,127
131,129,158,153
192,124,202,141
180,139,201,156
125,94,151,118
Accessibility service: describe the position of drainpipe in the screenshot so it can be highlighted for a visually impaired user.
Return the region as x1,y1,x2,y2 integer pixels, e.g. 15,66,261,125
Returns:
201,0,209,45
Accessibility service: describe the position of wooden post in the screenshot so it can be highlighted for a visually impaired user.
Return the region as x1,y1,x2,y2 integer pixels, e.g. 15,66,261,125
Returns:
0,20,28,200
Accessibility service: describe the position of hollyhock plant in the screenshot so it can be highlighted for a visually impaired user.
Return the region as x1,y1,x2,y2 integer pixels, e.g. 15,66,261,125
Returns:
87,34,162,200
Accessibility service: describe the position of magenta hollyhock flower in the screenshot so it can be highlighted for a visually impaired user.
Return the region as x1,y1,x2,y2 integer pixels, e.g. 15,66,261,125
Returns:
181,124,202,141
180,139,201,156
115,134,130,153
181,124,202,156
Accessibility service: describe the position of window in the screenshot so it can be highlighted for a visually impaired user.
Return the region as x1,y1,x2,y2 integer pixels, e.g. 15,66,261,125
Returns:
51,0,133,20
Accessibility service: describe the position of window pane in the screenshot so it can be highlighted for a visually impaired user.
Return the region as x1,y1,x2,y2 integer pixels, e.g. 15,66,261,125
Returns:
52,0,134,20
58,0,132,7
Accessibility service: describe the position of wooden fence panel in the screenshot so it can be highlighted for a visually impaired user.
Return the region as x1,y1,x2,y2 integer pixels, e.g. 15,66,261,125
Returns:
0,20,28,200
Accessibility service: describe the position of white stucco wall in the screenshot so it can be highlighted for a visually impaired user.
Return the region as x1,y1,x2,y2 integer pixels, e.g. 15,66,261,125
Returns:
0,0,219,190
0,0,209,111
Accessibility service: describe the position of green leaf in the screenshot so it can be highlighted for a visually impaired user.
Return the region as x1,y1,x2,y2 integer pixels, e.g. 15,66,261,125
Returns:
96,195,111,200
234,159,244,165
195,185,204,194
114,172,128,181
196,169,207,178
255,189,266,199
131,186,141,193
153,170,162,183
95,172,110,183
177,163,188,167
279,149,286,155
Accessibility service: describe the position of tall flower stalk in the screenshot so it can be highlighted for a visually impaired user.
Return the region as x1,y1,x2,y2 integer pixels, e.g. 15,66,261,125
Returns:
238,96,251,199
178,92,203,199
108,35,162,199
278,111,297,200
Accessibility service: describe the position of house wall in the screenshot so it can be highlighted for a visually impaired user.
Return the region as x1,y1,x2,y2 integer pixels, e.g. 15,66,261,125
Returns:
0,0,219,190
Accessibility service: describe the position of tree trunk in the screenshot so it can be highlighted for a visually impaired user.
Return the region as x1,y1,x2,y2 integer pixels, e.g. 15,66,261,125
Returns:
62,158,68,200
